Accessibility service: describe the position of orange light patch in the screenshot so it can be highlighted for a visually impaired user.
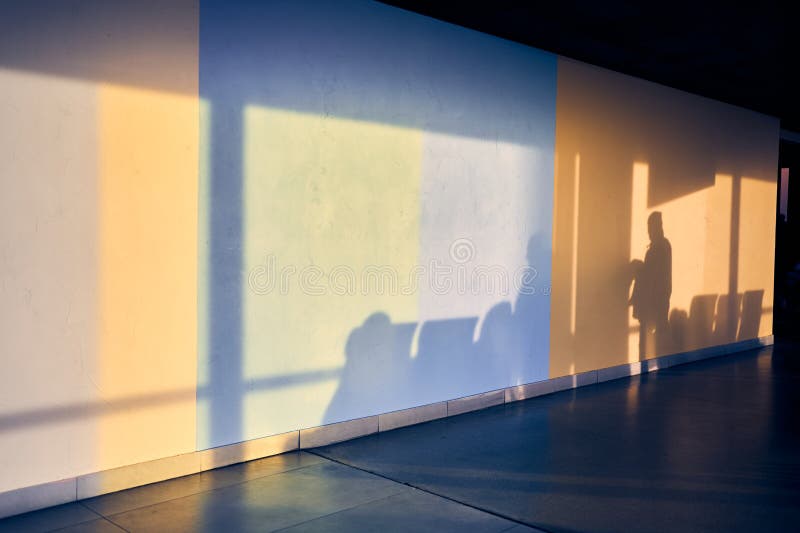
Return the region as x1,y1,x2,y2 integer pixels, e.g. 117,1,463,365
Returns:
96,83,198,473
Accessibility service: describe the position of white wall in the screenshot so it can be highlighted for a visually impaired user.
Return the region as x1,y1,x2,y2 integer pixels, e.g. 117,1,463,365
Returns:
0,0,779,503
0,1,199,493
198,0,557,448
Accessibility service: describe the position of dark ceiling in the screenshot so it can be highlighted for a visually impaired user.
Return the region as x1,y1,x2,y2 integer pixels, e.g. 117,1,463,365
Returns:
382,1,797,132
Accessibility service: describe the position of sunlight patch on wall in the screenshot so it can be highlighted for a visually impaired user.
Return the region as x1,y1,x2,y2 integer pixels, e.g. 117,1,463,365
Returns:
626,167,765,359
570,154,581,337
241,106,422,438
780,168,789,220
739,176,777,337
628,166,725,359
702,175,733,296
628,161,649,362
628,168,739,359
97,83,198,472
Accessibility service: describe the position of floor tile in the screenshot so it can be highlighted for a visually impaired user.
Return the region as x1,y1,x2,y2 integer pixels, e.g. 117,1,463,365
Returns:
278,488,525,533
0,503,98,533
107,460,407,532
83,451,323,516
316,345,800,533
5,342,798,533
52,517,127,532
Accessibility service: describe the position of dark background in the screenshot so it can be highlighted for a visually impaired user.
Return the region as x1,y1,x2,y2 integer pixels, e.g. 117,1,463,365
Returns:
383,1,797,131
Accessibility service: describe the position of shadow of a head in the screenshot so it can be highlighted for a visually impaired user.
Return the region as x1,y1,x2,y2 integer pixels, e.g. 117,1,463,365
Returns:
344,312,392,363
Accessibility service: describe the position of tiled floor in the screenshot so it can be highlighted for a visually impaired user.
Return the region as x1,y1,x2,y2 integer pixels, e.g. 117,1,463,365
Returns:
0,453,536,533
1,342,798,532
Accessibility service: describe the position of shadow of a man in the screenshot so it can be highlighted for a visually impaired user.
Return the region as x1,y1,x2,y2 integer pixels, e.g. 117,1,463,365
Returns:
630,211,672,360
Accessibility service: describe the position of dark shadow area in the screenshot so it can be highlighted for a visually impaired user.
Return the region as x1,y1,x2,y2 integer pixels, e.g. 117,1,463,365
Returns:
0,1,198,95
198,0,555,144
738,290,765,341
669,291,764,354
413,317,481,405
0,367,340,434
711,293,742,344
324,235,551,424
203,95,244,447
629,212,672,360
686,295,718,349
774,139,800,338
325,314,417,423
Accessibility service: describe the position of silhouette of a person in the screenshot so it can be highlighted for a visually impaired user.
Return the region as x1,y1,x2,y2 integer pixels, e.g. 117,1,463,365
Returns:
630,212,672,359
476,234,550,386
323,312,414,424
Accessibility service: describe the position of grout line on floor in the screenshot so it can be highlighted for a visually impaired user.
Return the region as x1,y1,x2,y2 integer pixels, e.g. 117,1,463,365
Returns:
268,487,411,533
77,500,105,520
99,514,131,533
306,449,554,533
82,452,325,518
77,501,131,532
26,501,107,533
46,513,131,533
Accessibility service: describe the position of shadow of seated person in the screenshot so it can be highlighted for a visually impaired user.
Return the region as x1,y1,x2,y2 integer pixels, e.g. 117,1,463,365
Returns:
323,312,415,424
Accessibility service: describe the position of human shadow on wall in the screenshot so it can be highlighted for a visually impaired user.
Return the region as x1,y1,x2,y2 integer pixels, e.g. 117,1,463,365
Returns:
325,313,417,423
322,235,551,425
629,212,672,360
627,212,764,361
191,0,559,449
476,234,552,384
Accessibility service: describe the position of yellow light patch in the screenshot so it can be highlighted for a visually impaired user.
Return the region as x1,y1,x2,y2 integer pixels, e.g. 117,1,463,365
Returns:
627,168,738,359
552,57,777,376
96,83,198,473
241,106,422,435
739,176,777,337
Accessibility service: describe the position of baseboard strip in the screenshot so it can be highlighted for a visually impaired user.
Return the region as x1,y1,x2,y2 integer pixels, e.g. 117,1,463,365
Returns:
0,334,773,519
